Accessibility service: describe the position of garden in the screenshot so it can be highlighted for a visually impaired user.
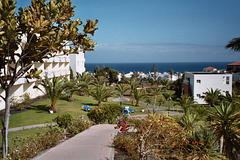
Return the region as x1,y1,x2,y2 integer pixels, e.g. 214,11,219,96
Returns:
1,68,240,160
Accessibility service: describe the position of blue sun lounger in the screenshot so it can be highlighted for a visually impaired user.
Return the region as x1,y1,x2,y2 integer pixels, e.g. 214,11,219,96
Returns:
128,109,136,113
82,106,91,111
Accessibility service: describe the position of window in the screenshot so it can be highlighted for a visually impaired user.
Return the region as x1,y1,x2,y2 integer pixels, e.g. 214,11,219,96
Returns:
226,76,229,84
197,80,201,83
196,94,201,98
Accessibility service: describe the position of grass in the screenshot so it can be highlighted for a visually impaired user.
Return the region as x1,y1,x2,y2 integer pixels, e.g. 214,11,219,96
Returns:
3,127,50,149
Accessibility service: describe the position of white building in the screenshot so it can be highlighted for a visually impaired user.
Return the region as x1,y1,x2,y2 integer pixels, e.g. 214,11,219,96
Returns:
0,49,86,110
182,72,232,104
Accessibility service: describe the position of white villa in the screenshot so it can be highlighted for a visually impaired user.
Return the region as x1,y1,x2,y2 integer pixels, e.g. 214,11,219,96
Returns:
182,72,232,104
0,49,86,110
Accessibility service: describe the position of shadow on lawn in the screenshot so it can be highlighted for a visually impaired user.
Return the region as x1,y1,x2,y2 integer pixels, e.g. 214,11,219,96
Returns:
30,105,50,113
82,103,97,107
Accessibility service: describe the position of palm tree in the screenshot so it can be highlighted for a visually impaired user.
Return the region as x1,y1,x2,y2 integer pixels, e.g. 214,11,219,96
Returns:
93,76,108,86
90,86,113,106
115,83,129,97
169,69,174,81
175,94,195,115
64,77,86,102
147,87,162,114
180,114,198,134
226,37,240,52
161,79,171,91
128,78,140,96
208,102,240,159
34,76,65,113
144,97,151,113
76,72,95,96
163,92,174,115
203,88,221,107
133,89,145,106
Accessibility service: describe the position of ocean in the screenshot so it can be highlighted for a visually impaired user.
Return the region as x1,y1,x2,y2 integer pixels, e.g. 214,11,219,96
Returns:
85,62,232,74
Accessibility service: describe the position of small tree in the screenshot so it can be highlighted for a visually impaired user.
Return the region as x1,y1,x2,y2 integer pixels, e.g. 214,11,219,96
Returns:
34,76,65,112
0,0,98,157
133,89,145,106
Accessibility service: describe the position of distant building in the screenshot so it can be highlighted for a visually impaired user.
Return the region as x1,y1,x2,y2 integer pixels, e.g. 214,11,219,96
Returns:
203,66,217,72
227,62,240,73
0,49,86,110
182,72,232,104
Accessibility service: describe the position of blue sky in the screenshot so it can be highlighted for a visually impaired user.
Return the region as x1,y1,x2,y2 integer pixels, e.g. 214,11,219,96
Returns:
16,0,240,63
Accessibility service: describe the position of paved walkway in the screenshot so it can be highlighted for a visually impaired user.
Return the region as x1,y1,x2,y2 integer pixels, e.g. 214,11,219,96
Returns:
32,124,119,160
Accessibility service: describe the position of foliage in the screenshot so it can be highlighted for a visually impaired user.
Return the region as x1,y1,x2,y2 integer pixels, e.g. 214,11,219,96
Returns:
90,85,113,106
53,113,73,129
7,127,65,160
10,93,32,111
127,78,140,96
115,83,129,96
34,76,65,112
208,102,240,159
63,76,87,101
76,72,94,96
203,88,222,107
0,0,98,157
93,66,119,84
66,119,93,137
226,37,240,52
132,89,145,106
87,104,122,124
114,115,227,160
175,94,195,115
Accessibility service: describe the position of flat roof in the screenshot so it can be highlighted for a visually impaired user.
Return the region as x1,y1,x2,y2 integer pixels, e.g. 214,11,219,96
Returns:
188,72,231,75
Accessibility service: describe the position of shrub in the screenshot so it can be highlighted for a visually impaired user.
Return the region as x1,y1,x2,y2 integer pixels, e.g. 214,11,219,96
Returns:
53,113,73,129
67,119,93,137
87,104,122,124
7,127,65,160
113,114,226,160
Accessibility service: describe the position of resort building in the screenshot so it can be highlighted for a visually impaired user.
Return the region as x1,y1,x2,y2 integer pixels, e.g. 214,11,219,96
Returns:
182,72,232,104
203,67,217,72
227,62,240,73
0,49,86,110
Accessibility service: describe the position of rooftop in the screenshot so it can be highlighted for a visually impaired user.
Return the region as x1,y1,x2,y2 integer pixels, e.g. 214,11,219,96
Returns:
227,62,240,66
204,66,217,70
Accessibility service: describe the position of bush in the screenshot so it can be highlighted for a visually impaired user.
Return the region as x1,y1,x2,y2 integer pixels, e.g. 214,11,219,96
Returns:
113,114,226,160
67,119,93,137
8,127,65,160
87,104,122,124
53,113,73,129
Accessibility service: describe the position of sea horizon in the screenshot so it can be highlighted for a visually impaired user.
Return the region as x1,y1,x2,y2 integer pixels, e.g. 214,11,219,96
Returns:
85,61,233,74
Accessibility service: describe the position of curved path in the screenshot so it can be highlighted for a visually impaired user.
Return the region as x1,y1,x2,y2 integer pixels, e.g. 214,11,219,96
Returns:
32,124,119,160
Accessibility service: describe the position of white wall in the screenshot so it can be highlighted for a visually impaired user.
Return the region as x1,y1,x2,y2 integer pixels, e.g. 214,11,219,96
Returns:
69,49,85,77
185,72,232,104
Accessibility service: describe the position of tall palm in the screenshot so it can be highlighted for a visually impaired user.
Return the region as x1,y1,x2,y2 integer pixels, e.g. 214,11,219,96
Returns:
64,77,86,102
226,37,240,52
208,102,240,159
203,88,221,107
133,89,145,106
169,69,174,81
90,86,113,106
115,83,129,97
128,78,140,96
144,97,151,113
163,92,174,114
76,72,95,96
34,76,65,113
147,87,162,114
94,76,108,86
176,94,195,115
161,79,171,91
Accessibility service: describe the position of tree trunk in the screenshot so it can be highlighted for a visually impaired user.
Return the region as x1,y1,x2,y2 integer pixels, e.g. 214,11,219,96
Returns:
2,89,11,159
68,95,74,102
51,104,58,113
